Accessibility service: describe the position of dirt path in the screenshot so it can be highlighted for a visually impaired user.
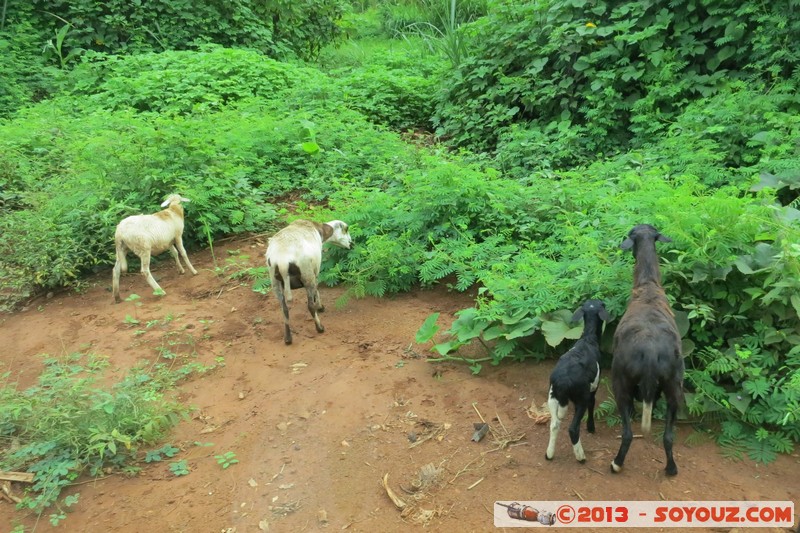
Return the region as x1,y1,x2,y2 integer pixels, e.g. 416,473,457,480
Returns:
1,236,798,532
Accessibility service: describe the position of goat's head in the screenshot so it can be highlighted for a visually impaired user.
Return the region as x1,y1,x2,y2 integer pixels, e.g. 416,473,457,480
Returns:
323,220,352,249
620,224,671,254
572,299,611,323
161,194,191,208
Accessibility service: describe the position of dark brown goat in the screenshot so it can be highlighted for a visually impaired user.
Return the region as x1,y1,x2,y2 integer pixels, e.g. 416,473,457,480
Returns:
610,224,684,476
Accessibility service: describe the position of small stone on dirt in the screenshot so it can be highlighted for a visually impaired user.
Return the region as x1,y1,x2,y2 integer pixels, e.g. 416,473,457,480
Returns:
258,519,269,531
248,478,258,488
318,509,328,524
341,440,350,447
276,422,288,432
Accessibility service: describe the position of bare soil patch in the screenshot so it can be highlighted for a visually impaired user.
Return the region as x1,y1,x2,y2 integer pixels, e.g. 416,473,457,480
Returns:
1,236,798,532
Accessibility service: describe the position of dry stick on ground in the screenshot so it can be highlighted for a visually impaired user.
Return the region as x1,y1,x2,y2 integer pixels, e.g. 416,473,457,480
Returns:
0,471,34,483
471,402,525,450
448,454,486,484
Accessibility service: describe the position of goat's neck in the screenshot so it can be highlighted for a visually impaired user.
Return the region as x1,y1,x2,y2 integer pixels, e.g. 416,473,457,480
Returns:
580,315,603,343
633,243,663,287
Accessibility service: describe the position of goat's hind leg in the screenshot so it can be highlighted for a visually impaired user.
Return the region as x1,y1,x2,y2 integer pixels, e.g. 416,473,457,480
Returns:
305,282,324,333
273,281,292,345
663,382,680,476
569,402,588,462
587,389,597,434
545,386,565,460
611,392,634,473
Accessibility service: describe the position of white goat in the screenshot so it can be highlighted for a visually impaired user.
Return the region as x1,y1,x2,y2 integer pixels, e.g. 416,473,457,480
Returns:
265,219,351,344
112,194,197,303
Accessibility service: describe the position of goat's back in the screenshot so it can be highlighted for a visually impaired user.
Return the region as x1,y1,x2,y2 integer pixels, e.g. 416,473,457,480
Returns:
116,211,184,255
550,342,600,404
612,295,682,399
266,220,324,267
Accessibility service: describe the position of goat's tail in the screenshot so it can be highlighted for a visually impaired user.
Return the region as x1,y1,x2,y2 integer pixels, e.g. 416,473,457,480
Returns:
641,402,653,434
275,261,293,303
639,373,659,435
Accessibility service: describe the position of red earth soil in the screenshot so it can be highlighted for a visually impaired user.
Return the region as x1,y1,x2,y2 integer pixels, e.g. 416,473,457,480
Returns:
1,235,798,533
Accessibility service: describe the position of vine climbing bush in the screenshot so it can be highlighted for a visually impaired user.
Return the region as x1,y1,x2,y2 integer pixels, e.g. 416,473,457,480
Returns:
434,0,800,158
13,0,346,60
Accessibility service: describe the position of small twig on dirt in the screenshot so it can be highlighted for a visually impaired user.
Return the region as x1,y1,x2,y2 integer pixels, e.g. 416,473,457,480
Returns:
226,285,241,292
449,455,486,484
0,471,34,483
270,463,286,482
472,402,486,424
216,287,224,299
482,503,494,517
495,413,509,435
616,434,643,439
1,482,21,504
588,467,605,476
467,477,484,490
572,489,585,501
472,402,487,424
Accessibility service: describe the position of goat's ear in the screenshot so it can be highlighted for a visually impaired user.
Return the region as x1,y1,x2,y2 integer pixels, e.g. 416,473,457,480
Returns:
657,233,672,243
620,237,634,250
160,199,170,207
181,197,191,203
571,308,585,323
320,223,333,242
599,308,611,322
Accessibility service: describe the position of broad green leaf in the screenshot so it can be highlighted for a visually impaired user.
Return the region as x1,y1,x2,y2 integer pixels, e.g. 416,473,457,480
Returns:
415,313,440,344
301,141,320,154
727,392,751,415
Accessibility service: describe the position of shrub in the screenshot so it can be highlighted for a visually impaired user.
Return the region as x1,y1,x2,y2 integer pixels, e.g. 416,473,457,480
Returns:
61,46,322,116
0,353,193,512
434,0,800,155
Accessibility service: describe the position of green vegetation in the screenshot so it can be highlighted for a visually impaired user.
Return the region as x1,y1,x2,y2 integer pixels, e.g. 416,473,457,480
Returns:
1,0,800,520
0,353,214,513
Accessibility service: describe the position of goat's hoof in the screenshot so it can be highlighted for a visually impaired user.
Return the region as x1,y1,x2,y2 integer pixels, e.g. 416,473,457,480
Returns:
665,466,678,476
610,462,623,473
587,427,596,434
545,454,553,461
191,270,198,276
318,305,325,313
578,458,586,464
316,325,325,333
284,338,293,345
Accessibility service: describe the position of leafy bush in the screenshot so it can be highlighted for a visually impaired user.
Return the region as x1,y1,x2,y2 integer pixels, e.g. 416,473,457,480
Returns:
326,56,443,131
0,353,196,512
0,21,63,118
61,46,322,115
434,0,800,156
7,0,347,61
